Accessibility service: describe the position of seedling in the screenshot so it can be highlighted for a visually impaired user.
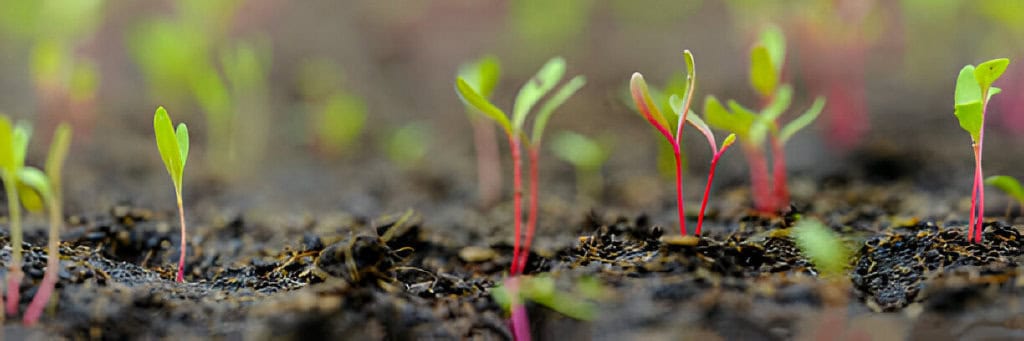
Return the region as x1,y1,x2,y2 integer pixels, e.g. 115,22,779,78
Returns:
630,50,697,236
458,56,504,207
0,117,31,316
551,131,610,201
671,98,736,235
457,58,584,341
21,123,71,326
153,107,190,282
384,122,430,169
703,26,826,213
985,175,1024,219
456,57,585,277
953,58,1010,243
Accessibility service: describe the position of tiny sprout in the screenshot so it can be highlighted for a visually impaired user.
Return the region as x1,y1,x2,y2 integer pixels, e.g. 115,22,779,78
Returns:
703,26,825,213
456,57,585,276
792,219,850,278
551,131,610,201
671,95,736,235
954,58,1010,243
153,106,190,282
492,275,600,322
22,123,72,326
457,56,504,207
986,175,1024,221
0,116,32,316
630,50,696,236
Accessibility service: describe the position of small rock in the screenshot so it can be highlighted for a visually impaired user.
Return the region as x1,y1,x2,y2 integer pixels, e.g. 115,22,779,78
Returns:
459,246,496,262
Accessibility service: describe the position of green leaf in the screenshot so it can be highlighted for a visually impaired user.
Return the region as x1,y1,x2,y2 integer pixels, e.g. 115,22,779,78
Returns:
989,86,1002,102
0,115,14,173
779,96,826,143
13,121,31,169
551,131,607,171
17,167,51,213
176,123,190,168
45,122,72,200
986,175,1024,204
458,56,501,98
455,77,512,133
532,75,586,144
750,45,778,98
974,58,1009,97
760,25,786,73
792,219,850,278
153,106,184,188
722,133,737,149
630,73,672,138
761,84,793,122
955,65,982,105
683,106,718,154
955,101,984,142
513,57,566,131
703,95,754,139
681,50,696,108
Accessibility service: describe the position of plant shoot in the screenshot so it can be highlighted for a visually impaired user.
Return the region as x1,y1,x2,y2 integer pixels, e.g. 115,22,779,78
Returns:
153,106,190,282
458,56,504,208
0,117,32,316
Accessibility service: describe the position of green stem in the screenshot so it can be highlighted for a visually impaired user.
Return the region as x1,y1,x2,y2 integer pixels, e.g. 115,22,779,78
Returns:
175,191,187,283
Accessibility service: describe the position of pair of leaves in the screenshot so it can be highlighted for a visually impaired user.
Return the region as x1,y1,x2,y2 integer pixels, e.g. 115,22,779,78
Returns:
986,175,1024,205
703,92,825,147
154,107,190,193
750,25,786,99
18,123,72,213
630,50,697,145
953,58,1010,142
457,56,501,101
456,57,586,144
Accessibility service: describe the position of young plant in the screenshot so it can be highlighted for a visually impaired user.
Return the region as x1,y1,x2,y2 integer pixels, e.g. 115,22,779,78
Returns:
0,117,31,316
456,57,585,276
630,50,697,236
671,98,736,236
551,131,610,202
954,58,1010,243
703,26,826,213
457,56,504,208
153,107,191,282
20,123,71,326
985,175,1024,219
383,122,430,169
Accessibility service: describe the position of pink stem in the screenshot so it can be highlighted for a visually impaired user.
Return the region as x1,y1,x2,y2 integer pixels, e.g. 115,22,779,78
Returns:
508,136,523,275
771,136,789,210
6,269,21,315
506,277,531,341
743,145,773,213
968,158,979,243
23,201,62,325
514,147,540,275
176,198,187,283
673,145,687,236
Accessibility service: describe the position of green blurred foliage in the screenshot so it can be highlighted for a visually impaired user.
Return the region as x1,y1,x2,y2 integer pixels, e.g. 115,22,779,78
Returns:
510,0,594,55
385,123,431,169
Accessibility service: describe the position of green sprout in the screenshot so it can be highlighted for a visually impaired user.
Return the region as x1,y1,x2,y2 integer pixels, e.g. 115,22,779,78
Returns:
153,106,190,283
954,58,1010,243
458,56,504,207
703,25,825,213
986,175,1024,220
384,122,431,169
456,56,585,277
491,275,603,321
0,117,31,317
551,131,610,201
21,123,71,326
312,93,367,156
792,219,851,278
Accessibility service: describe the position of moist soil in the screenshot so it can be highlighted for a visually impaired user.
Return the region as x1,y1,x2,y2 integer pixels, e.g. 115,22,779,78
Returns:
1,175,1023,340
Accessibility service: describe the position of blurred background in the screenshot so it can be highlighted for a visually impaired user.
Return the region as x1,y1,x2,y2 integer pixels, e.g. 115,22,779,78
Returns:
2,0,1024,226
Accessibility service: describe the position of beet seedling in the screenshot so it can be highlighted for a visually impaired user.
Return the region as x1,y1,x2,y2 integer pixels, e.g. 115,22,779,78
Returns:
20,123,71,326
703,26,825,213
456,57,585,276
630,50,697,236
458,56,504,207
671,97,736,236
986,175,1024,220
954,58,1010,243
153,107,190,282
0,117,32,316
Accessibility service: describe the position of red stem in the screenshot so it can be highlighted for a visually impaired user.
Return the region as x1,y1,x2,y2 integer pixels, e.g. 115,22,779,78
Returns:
508,136,524,275
743,145,774,212
696,151,726,235
472,118,502,208
968,153,979,243
673,145,687,236
515,146,540,275
771,136,789,210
